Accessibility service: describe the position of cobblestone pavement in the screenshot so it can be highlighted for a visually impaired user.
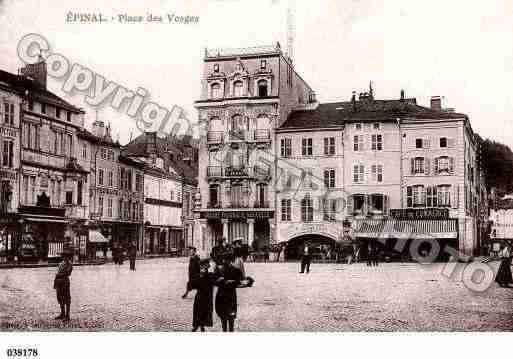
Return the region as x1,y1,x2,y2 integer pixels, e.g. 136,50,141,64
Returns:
0,258,512,331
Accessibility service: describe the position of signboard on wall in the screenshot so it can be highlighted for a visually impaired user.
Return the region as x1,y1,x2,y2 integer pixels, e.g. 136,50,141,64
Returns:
389,208,449,220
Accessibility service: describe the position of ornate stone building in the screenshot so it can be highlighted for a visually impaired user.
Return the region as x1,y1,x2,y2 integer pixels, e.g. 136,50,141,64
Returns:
193,44,316,255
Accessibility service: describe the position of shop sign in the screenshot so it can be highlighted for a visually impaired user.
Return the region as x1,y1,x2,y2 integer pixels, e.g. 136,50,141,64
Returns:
204,211,273,219
287,223,343,240
390,208,449,220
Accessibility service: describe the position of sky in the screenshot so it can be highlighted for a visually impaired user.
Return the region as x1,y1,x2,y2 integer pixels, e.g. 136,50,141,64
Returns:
1,0,512,146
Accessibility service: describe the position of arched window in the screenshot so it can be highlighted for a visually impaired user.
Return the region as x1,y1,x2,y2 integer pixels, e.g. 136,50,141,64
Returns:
257,79,268,97
233,80,243,97
211,83,222,99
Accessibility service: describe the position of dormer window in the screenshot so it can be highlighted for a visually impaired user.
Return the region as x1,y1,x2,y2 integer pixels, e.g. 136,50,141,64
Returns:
56,107,61,119
261,60,267,70
258,80,268,97
41,103,46,114
211,83,222,99
233,80,243,97
213,64,219,73
66,112,72,122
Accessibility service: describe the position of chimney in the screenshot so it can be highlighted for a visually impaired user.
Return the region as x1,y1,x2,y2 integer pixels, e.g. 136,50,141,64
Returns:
20,55,47,89
430,96,442,111
400,89,405,100
92,120,106,138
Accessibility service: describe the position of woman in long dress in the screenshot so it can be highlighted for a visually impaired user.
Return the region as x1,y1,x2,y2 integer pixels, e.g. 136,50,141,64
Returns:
495,244,513,287
190,258,216,332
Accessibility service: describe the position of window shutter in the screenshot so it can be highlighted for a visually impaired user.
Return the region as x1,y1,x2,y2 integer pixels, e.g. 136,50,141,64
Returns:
410,158,415,175
449,157,455,173
384,195,389,214
434,157,439,174
425,158,430,175
452,185,458,208
371,165,377,181
447,138,456,148
347,195,354,215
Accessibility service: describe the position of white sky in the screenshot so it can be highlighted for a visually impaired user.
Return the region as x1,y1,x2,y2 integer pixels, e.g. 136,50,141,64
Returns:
1,0,512,146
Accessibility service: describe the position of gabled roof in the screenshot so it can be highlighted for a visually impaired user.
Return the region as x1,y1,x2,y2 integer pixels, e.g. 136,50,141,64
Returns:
0,69,83,113
279,98,468,130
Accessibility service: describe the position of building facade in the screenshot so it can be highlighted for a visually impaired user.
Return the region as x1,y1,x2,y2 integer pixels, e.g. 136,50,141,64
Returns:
193,44,315,255
275,91,487,258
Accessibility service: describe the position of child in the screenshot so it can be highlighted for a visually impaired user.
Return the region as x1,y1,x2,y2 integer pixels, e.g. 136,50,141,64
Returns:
53,249,73,321
190,258,215,332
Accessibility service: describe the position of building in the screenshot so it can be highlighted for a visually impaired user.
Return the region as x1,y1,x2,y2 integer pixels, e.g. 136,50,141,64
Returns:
275,89,487,258
193,43,316,255
0,60,90,262
489,195,513,254
124,132,198,256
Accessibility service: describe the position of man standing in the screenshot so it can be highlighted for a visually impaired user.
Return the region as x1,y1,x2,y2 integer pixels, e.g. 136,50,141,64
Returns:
128,242,137,271
299,241,312,274
182,247,200,299
53,249,73,321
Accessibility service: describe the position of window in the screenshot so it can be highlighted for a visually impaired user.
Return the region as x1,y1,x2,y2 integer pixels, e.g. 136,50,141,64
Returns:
322,198,337,221
256,183,267,207
233,80,243,97
371,134,383,150
413,157,425,174
353,194,365,214
108,171,113,187
301,138,313,156
2,140,14,168
66,191,73,205
437,185,451,207
373,123,380,130
213,64,219,72
66,112,72,122
67,133,73,156
280,138,292,157
41,103,46,114
324,137,335,155
407,185,425,208
82,142,87,159
440,137,447,148
107,198,113,217
170,190,174,201
101,148,107,160
435,156,454,174
211,83,222,99
371,164,383,182
415,138,423,148
369,194,385,213
231,184,243,207
28,100,34,111
77,180,83,205
3,102,14,125
301,195,313,222
98,169,104,186
355,123,362,131
257,80,268,97
98,196,104,216
324,169,335,188
353,135,364,151
353,165,364,183
281,198,291,221
56,107,61,119
23,123,39,150
260,60,267,69
209,184,219,207
56,181,61,206
135,173,142,192
426,186,437,207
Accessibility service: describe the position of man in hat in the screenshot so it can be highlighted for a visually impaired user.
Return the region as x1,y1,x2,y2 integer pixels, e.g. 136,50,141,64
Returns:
182,246,200,299
299,241,312,274
128,242,137,271
53,249,73,321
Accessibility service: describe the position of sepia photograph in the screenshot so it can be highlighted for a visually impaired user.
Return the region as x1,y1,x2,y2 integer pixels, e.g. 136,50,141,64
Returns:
0,0,512,355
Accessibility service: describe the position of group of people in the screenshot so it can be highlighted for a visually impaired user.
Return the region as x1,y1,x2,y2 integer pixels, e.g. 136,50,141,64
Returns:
183,239,254,332
111,243,137,271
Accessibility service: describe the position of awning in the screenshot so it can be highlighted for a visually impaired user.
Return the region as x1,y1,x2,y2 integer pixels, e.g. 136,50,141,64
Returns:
88,230,109,243
353,218,458,240
23,216,68,224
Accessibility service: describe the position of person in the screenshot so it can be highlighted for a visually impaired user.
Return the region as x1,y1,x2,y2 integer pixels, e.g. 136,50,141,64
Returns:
495,244,512,287
299,242,312,274
232,240,246,278
214,254,243,332
128,243,137,271
182,247,201,299
190,258,216,332
366,241,373,266
53,249,73,321
372,241,379,267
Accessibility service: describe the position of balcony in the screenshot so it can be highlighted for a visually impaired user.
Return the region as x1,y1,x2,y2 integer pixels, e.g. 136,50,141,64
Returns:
229,129,246,142
253,129,271,142
229,201,249,209
207,166,223,178
225,165,249,177
207,131,224,145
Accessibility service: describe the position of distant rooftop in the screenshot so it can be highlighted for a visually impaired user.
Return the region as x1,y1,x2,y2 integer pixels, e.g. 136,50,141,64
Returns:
204,43,282,58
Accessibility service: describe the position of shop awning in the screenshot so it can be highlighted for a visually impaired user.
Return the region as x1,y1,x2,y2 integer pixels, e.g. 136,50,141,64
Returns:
88,230,109,243
23,216,68,224
353,218,458,240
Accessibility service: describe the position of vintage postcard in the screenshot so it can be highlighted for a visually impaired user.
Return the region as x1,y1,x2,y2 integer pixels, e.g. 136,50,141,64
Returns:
0,0,512,356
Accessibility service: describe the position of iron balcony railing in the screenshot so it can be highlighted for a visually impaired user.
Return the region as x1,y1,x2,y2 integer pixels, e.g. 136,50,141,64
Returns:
207,131,224,144
225,165,248,177
207,166,223,178
253,129,271,141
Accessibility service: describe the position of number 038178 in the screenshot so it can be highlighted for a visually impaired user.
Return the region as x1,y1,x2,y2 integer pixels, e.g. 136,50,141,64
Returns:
6,348,38,357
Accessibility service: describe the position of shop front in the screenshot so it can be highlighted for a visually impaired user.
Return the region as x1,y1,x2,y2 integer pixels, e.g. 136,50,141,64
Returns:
0,214,19,263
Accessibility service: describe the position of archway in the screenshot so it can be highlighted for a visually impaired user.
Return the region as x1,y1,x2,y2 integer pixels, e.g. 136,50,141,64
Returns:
284,234,338,261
